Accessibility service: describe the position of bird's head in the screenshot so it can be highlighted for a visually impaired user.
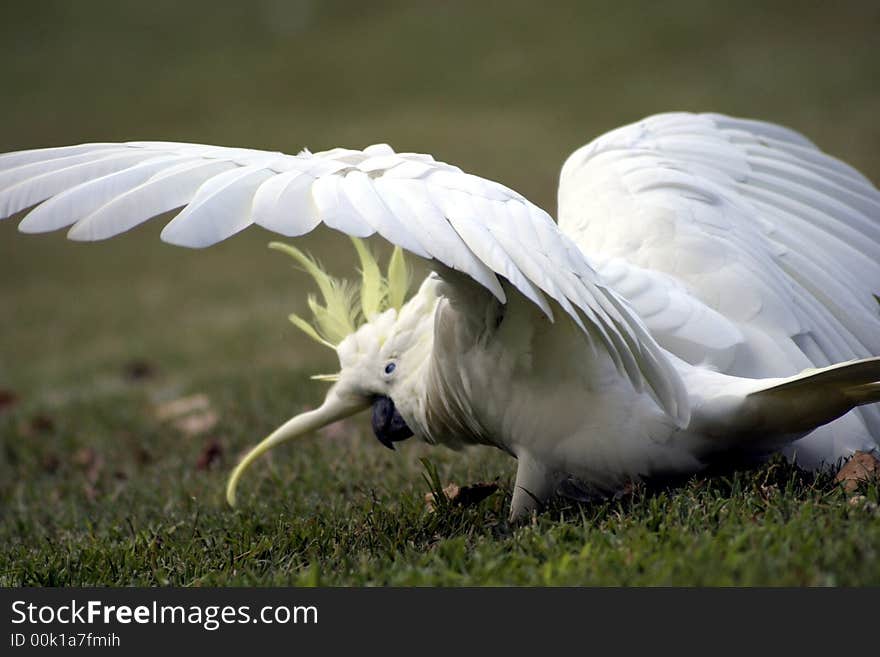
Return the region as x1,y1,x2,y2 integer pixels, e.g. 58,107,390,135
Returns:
226,238,436,506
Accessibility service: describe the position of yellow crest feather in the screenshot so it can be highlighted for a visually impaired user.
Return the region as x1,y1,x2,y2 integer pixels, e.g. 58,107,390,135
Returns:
351,237,383,320
386,246,411,311
310,373,342,382
288,313,335,349
271,239,413,350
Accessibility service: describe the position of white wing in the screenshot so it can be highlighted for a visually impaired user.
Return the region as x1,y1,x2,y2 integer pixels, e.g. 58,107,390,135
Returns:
558,111,880,454
0,138,688,425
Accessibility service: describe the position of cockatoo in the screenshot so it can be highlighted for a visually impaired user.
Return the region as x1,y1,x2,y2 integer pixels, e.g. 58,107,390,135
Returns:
2,112,879,520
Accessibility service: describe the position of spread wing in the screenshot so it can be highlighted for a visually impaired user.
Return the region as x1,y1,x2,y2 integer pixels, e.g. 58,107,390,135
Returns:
0,138,688,425
558,111,880,441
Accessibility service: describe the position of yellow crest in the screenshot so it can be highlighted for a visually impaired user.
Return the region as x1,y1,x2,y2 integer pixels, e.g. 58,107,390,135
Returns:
270,238,412,351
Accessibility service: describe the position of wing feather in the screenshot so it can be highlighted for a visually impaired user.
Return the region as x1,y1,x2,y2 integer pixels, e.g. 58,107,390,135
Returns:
20,155,194,233
558,111,880,457
0,137,690,423
251,170,320,236
161,165,274,247
727,130,875,187
434,187,552,318
309,174,375,238
0,148,132,190
373,177,506,302
339,170,430,257
68,159,237,241
0,143,121,173
3,150,163,219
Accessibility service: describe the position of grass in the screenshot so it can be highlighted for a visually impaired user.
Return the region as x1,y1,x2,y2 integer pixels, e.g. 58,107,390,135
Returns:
2,0,880,586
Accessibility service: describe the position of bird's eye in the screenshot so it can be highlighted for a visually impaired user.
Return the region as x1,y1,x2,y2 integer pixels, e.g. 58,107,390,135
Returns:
384,362,396,375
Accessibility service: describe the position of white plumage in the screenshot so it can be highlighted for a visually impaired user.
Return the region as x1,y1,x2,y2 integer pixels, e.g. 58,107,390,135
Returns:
3,112,879,519
558,113,880,466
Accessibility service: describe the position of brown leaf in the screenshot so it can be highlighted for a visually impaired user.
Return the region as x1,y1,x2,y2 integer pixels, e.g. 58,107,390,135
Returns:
835,451,880,493
70,447,104,486
122,359,156,382
425,481,499,511
72,447,104,484
19,414,55,437
132,445,152,466
30,415,55,433
196,439,224,470
0,389,19,413
72,447,97,469
40,452,60,474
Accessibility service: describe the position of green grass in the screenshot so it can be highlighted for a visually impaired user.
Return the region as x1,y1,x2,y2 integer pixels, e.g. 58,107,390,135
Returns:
2,0,880,586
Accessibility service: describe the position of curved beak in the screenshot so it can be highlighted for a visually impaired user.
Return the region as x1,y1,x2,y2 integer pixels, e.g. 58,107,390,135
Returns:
371,395,414,450
226,388,369,507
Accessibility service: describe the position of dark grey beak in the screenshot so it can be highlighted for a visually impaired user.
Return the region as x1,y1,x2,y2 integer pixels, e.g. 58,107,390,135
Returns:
371,396,414,450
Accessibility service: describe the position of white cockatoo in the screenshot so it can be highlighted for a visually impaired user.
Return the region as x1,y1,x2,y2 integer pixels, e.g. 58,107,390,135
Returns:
2,112,879,520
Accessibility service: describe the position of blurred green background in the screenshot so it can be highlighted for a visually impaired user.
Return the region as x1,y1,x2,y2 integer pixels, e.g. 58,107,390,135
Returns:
1,0,879,585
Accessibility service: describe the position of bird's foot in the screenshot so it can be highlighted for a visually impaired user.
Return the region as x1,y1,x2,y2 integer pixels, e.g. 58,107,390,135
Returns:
509,452,560,522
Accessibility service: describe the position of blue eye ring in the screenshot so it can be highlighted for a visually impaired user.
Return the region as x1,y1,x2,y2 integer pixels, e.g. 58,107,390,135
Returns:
384,362,396,375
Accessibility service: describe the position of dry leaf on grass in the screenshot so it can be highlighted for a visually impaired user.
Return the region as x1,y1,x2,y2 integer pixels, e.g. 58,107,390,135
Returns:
847,495,878,510
196,439,224,470
425,481,499,512
122,359,156,382
172,411,219,437
155,393,218,437
835,451,880,493
41,452,60,474
73,447,104,484
132,445,152,466
72,447,96,469
155,393,211,421
18,414,56,437
0,389,18,413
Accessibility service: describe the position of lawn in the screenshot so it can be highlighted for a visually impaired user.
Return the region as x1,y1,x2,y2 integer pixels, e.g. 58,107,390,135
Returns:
1,0,879,586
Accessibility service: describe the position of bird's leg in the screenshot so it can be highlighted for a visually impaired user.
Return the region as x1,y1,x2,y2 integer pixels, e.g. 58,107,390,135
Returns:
509,452,558,522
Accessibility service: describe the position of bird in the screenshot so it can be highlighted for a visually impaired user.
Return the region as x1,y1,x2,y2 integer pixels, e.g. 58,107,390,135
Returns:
2,111,879,521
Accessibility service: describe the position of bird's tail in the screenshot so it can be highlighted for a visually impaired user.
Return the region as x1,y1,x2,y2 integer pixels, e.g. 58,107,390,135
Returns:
742,357,880,441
